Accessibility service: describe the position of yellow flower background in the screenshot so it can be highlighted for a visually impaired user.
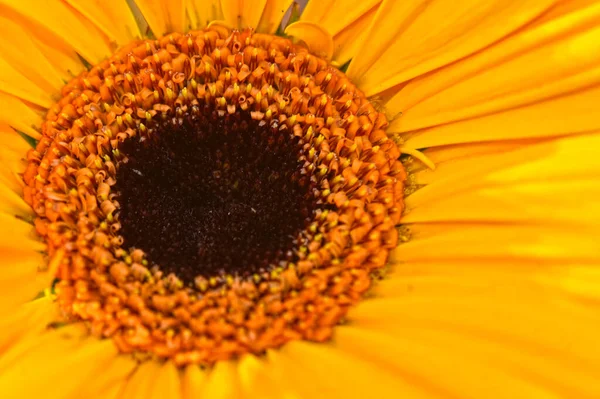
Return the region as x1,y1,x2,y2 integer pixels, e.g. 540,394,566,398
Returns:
1,0,599,397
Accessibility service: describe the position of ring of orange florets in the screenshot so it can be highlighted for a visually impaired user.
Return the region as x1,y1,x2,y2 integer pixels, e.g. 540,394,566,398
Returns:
23,27,405,365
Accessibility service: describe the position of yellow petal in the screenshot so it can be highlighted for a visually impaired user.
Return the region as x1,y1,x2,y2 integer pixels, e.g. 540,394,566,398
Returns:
237,354,285,399
399,222,600,263
335,325,600,398
0,0,113,64
0,180,32,218
148,362,182,399
297,0,383,64
285,21,334,60
220,0,267,30
200,360,239,399
406,133,600,207
64,0,141,44
0,128,29,195
387,2,600,144
378,258,600,304
302,0,380,36
0,213,45,252
0,99,42,141
0,324,122,398
346,0,556,95
344,259,600,398
0,15,68,95
118,360,161,398
0,57,54,107
0,12,84,84
0,297,58,352
256,0,294,34
66,355,138,399
135,0,186,37
330,4,379,66
182,365,207,399
186,0,224,29
273,340,432,398
0,248,58,313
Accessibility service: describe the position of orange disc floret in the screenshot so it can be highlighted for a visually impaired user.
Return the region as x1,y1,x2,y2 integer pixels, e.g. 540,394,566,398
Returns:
23,27,405,365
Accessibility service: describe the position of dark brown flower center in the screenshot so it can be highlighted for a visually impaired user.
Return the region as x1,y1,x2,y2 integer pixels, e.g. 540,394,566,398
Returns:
115,108,322,284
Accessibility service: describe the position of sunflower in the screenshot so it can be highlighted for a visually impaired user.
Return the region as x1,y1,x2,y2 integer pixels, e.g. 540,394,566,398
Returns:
1,0,599,397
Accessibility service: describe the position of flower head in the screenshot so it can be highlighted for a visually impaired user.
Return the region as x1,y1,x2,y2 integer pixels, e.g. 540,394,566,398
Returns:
1,0,599,398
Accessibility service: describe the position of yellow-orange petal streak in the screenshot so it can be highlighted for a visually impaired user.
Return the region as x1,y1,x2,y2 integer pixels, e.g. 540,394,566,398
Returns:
406,133,600,207
117,360,162,398
284,21,334,60
186,0,224,29
0,15,69,95
0,324,121,397
182,365,208,399
134,0,186,37
0,0,113,64
0,249,53,313
64,0,141,45
0,297,57,352
66,355,138,399
346,0,557,96
0,213,45,253
298,0,383,65
386,2,600,145
255,0,294,34
223,0,265,29
329,4,379,66
275,340,433,398
0,95,43,140
335,323,600,399
302,0,380,37
0,180,32,218
400,223,600,263
200,361,240,399
237,355,285,399
0,57,54,108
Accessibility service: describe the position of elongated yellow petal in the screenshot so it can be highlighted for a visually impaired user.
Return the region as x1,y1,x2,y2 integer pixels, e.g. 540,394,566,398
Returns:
66,355,138,399
237,354,286,399
0,297,57,352
0,180,32,218
0,323,122,398
256,0,293,34
0,15,67,95
147,362,182,399
406,133,600,207
0,57,54,107
64,0,141,45
300,0,381,65
220,0,267,30
186,0,224,29
135,0,186,37
335,324,600,398
200,360,239,399
302,0,379,36
0,95,43,140
387,2,600,145
285,21,334,60
0,0,113,64
117,360,161,398
182,365,207,399
347,0,556,95
330,5,379,66
274,340,433,398
0,213,45,253
399,223,600,263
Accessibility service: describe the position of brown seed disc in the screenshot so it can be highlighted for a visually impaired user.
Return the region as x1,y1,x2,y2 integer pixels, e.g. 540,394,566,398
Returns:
23,27,406,365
